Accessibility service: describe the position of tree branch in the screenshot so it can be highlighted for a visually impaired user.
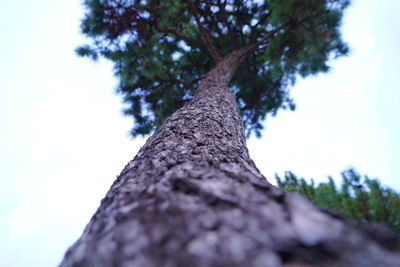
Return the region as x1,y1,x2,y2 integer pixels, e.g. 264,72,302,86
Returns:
236,23,288,59
217,0,240,49
154,24,208,51
252,24,288,49
185,0,222,62
249,12,271,44
235,1,247,45
238,10,331,63
146,1,207,52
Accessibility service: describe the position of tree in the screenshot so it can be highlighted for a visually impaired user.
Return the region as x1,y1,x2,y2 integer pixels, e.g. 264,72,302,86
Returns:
276,168,400,234
61,0,400,266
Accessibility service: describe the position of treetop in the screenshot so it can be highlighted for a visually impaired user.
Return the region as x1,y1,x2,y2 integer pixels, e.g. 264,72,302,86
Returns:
77,0,350,137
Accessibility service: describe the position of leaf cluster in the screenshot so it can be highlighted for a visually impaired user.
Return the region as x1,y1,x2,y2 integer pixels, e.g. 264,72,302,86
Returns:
276,169,400,233
77,0,350,137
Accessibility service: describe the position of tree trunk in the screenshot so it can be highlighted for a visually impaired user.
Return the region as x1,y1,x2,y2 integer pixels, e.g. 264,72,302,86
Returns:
60,50,400,267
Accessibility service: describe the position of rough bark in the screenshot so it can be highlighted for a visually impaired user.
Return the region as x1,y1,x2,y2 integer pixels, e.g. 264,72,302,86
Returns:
60,50,400,267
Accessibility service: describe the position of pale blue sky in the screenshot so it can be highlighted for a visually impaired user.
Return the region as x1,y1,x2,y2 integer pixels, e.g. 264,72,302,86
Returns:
0,0,399,266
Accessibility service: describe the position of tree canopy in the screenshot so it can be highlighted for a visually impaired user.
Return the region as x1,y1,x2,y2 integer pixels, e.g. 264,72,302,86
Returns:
276,169,400,234
77,0,350,137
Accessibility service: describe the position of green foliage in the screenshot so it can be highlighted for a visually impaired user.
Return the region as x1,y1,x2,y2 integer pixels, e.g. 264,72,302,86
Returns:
77,0,350,137
276,169,400,233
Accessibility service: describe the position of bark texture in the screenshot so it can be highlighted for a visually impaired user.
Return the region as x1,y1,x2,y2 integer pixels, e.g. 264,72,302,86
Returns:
61,51,400,267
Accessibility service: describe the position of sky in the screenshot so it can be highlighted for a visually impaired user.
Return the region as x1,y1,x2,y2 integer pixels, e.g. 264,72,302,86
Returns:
0,0,399,266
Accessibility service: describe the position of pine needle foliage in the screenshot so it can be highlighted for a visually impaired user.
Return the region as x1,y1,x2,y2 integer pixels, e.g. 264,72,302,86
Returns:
76,0,350,137
276,169,400,233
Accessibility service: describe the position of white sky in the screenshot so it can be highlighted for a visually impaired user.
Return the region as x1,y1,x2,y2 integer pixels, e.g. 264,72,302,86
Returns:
0,0,399,266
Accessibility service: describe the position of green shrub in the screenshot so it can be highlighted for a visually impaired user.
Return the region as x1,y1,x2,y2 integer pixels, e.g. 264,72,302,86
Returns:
276,169,400,233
